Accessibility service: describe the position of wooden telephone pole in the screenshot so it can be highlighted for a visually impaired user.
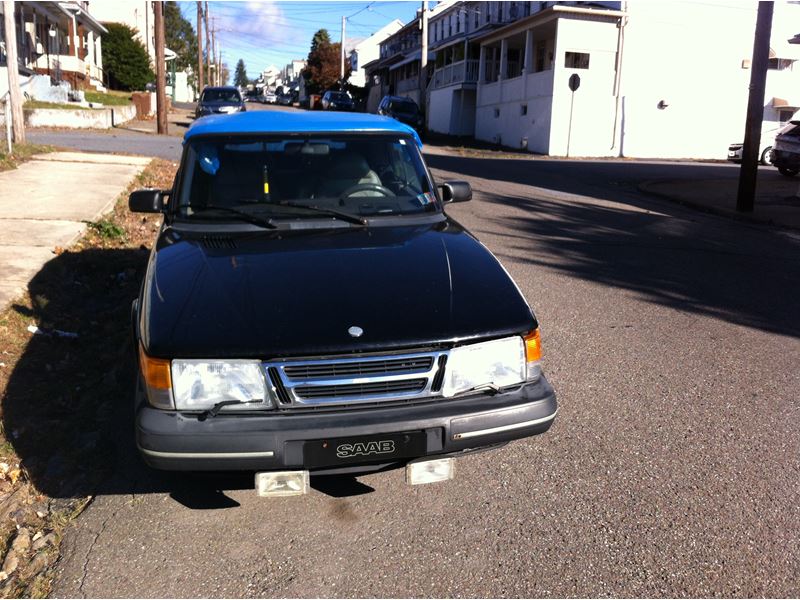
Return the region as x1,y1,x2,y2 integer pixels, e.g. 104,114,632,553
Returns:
736,1,774,212
154,0,168,134
196,2,204,95
3,0,25,144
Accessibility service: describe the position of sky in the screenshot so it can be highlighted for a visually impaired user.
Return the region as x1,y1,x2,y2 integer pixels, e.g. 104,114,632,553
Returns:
178,1,425,77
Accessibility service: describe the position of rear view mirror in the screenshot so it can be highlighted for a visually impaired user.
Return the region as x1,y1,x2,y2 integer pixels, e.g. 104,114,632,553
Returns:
129,189,167,213
440,181,472,203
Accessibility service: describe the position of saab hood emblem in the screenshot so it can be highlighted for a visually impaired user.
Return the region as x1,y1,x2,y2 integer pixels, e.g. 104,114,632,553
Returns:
348,326,363,338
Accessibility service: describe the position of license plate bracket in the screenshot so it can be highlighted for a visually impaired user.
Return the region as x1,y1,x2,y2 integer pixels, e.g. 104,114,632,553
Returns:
303,431,427,468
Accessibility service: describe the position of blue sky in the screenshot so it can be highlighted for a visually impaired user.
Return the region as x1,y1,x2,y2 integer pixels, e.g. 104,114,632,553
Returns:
178,1,424,78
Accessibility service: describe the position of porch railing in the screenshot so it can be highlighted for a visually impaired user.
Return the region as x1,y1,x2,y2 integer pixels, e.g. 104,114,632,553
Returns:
432,59,479,89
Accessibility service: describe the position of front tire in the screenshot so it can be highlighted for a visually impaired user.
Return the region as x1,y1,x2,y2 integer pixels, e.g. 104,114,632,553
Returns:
778,166,799,177
760,146,773,165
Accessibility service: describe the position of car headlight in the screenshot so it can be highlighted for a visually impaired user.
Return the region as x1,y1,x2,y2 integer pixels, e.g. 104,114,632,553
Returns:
171,360,271,411
218,106,237,113
442,336,526,398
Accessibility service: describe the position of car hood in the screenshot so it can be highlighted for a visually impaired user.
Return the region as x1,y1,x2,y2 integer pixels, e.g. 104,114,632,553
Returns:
140,221,536,358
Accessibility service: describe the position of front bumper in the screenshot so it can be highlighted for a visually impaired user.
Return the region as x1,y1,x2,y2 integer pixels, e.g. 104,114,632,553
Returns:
772,148,800,169
136,376,557,472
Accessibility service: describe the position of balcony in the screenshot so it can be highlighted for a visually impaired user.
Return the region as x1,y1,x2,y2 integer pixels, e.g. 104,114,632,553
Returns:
432,59,479,89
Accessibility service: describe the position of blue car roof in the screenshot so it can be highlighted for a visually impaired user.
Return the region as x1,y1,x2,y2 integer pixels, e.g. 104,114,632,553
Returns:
185,111,422,148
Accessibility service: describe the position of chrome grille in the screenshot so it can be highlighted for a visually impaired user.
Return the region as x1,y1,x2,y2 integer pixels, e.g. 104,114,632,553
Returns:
264,351,447,408
284,357,433,380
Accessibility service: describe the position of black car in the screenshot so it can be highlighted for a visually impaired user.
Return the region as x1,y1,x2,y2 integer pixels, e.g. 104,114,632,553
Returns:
128,111,557,496
195,86,246,118
378,95,424,132
321,90,354,111
771,120,800,177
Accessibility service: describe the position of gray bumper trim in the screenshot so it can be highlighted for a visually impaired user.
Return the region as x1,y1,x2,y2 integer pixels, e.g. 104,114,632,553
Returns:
452,409,558,440
138,448,275,460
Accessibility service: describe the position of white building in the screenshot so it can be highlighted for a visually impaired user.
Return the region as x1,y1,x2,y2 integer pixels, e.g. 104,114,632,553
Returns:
262,64,281,87
1,1,106,99
349,19,404,88
87,0,154,62
427,0,800,160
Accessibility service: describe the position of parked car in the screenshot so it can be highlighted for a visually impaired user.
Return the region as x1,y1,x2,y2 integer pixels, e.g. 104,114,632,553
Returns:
321,90,354,111
264,91,277,104
195,86,246,118
727,127,780,165
771,120,800,176
378,95,424,132
128,111,557,495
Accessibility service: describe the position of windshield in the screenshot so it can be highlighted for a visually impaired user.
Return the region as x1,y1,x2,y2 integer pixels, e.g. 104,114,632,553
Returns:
177,135,438,223
390,100,418,114
201,88,242,103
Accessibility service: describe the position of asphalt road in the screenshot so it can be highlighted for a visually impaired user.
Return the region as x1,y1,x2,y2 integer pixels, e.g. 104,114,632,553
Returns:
43,116,800,597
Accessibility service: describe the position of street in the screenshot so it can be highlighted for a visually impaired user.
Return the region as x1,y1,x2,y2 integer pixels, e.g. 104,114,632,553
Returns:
42,110,800,597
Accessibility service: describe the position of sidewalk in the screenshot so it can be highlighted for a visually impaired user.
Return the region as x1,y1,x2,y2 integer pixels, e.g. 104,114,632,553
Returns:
641,172,800,230
118,105,195,137
0,152,152,311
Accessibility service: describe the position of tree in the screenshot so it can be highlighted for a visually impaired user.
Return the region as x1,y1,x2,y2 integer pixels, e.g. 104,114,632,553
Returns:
164,1,198,87
303,28,350,95
102,23,155,91
234,59,248,88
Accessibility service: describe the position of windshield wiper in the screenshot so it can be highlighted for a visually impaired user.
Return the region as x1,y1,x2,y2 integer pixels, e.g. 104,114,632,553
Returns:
189,205,277,229
275,202,367,226
197,399,263,421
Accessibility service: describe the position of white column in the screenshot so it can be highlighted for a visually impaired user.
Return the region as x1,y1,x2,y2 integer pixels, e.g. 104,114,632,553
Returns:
478,44,486,82
95,34,102,72
87,30,94,71
524,29,534,74
499,38,508,80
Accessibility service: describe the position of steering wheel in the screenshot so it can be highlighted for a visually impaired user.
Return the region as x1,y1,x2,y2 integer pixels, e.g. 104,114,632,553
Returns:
339,183,395,201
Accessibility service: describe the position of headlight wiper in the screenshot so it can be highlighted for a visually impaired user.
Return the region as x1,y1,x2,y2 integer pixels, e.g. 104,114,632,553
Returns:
198,399,263,421
190,205,277,229
274,202,367,226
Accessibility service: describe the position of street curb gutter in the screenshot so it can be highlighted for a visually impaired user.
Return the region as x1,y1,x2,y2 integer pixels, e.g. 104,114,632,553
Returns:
638,180,800,232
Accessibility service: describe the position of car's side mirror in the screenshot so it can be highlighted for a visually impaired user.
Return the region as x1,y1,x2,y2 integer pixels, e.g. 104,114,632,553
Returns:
129,189,167,213
440,181,472,203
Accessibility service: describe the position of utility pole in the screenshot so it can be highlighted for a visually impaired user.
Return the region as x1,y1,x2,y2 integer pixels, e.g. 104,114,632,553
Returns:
3,0,25,144
419,1,428,94
196,1,204,96
736,1,774,213
154,0,168,135
340,15,346,86
211,17,217,86
204,1,211,87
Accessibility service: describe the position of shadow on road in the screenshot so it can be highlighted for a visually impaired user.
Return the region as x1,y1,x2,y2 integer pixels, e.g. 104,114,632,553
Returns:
472,184,800,339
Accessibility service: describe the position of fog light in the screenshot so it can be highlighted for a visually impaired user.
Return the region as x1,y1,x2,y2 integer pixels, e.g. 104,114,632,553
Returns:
255,470,309,497
406,458,455,485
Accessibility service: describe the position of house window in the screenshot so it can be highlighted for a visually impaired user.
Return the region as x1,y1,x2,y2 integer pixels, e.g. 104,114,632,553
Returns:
494,107,500,118
780,110,795,122
565,51,589,69
474,9,479,29
499,2,504,21
486,1,490,23
520,104,527,116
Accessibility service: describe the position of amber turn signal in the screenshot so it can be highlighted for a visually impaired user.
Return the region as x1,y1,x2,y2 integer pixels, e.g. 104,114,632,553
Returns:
523,329,542,362
138,345,172,390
